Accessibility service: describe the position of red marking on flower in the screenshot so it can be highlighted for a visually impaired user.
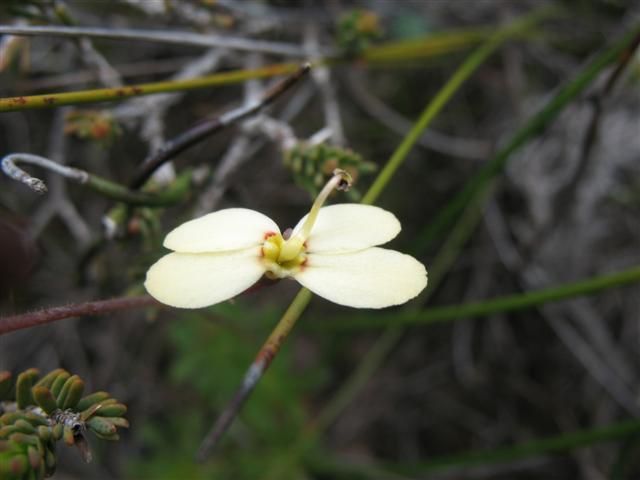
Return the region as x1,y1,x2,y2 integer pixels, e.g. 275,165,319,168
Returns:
263,231,277,240
11,97,26,105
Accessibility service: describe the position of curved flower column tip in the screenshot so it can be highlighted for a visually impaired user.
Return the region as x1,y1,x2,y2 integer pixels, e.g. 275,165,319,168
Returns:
145,170,427,309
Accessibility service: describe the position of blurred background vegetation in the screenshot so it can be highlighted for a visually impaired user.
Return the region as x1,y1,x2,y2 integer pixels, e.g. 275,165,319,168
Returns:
1,0,640,479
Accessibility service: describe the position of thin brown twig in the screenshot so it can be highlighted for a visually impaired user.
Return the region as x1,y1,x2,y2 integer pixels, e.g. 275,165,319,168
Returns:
0,295,159,336
129,62,311,188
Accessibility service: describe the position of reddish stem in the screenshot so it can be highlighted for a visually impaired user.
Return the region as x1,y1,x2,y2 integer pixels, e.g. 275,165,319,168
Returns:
0,295,159,335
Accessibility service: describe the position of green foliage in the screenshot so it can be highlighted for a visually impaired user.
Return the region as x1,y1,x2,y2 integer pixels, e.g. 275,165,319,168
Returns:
0,369,128,480
284,142,376,201
128,307,327,480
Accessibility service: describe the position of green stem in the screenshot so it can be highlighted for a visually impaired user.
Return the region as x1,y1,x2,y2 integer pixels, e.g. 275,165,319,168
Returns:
86,170,191,206
316,264,640,331
414,24,640,251
361,7,553,205
307,419,640,477
0,63,300,112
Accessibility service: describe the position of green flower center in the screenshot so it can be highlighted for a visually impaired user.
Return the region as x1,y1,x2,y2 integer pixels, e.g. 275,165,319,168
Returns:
261,233,307,279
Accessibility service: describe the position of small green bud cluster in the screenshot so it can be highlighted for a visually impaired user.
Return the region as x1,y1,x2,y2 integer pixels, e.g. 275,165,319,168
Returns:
283,143,376,200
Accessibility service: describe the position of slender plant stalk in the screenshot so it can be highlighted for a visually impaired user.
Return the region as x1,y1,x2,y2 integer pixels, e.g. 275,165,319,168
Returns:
315,264,640,331
195,288,313,461
196,8,553,460
414,24,640,251
0,23,523,113
307,419,640,477
0,63,301,112
0,295,158,336
361,7,551,205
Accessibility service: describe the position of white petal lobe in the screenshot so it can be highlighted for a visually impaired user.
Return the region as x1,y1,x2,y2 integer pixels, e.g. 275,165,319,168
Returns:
295,247,427,308
164,208,280,253
293,204,401,253
144,247,265,308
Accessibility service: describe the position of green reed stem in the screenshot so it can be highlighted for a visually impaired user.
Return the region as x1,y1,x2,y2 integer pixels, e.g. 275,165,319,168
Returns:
306,419,640,477
317,264,640,331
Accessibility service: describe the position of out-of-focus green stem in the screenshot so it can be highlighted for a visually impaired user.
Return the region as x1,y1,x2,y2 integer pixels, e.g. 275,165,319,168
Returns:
361,27,492,63
316,264,640,331
307,419,640,477
86,170,191,206
414,23,640,251
404,419,640,473
361,7,553,205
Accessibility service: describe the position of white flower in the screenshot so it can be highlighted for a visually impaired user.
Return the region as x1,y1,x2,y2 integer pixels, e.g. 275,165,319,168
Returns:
145,173,427,309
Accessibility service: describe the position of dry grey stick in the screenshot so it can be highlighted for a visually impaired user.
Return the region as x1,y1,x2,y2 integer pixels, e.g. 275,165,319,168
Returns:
0,25,320,57
77,37,123,88
305,22,345,146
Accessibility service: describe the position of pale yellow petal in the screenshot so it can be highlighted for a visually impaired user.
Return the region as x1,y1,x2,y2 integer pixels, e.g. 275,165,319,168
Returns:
144,247,265,308
292,204,401,253
164,208,280,253
295,247,427,308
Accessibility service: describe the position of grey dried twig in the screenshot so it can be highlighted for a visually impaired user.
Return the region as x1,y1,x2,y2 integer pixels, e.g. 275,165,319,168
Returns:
0,25,324,57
